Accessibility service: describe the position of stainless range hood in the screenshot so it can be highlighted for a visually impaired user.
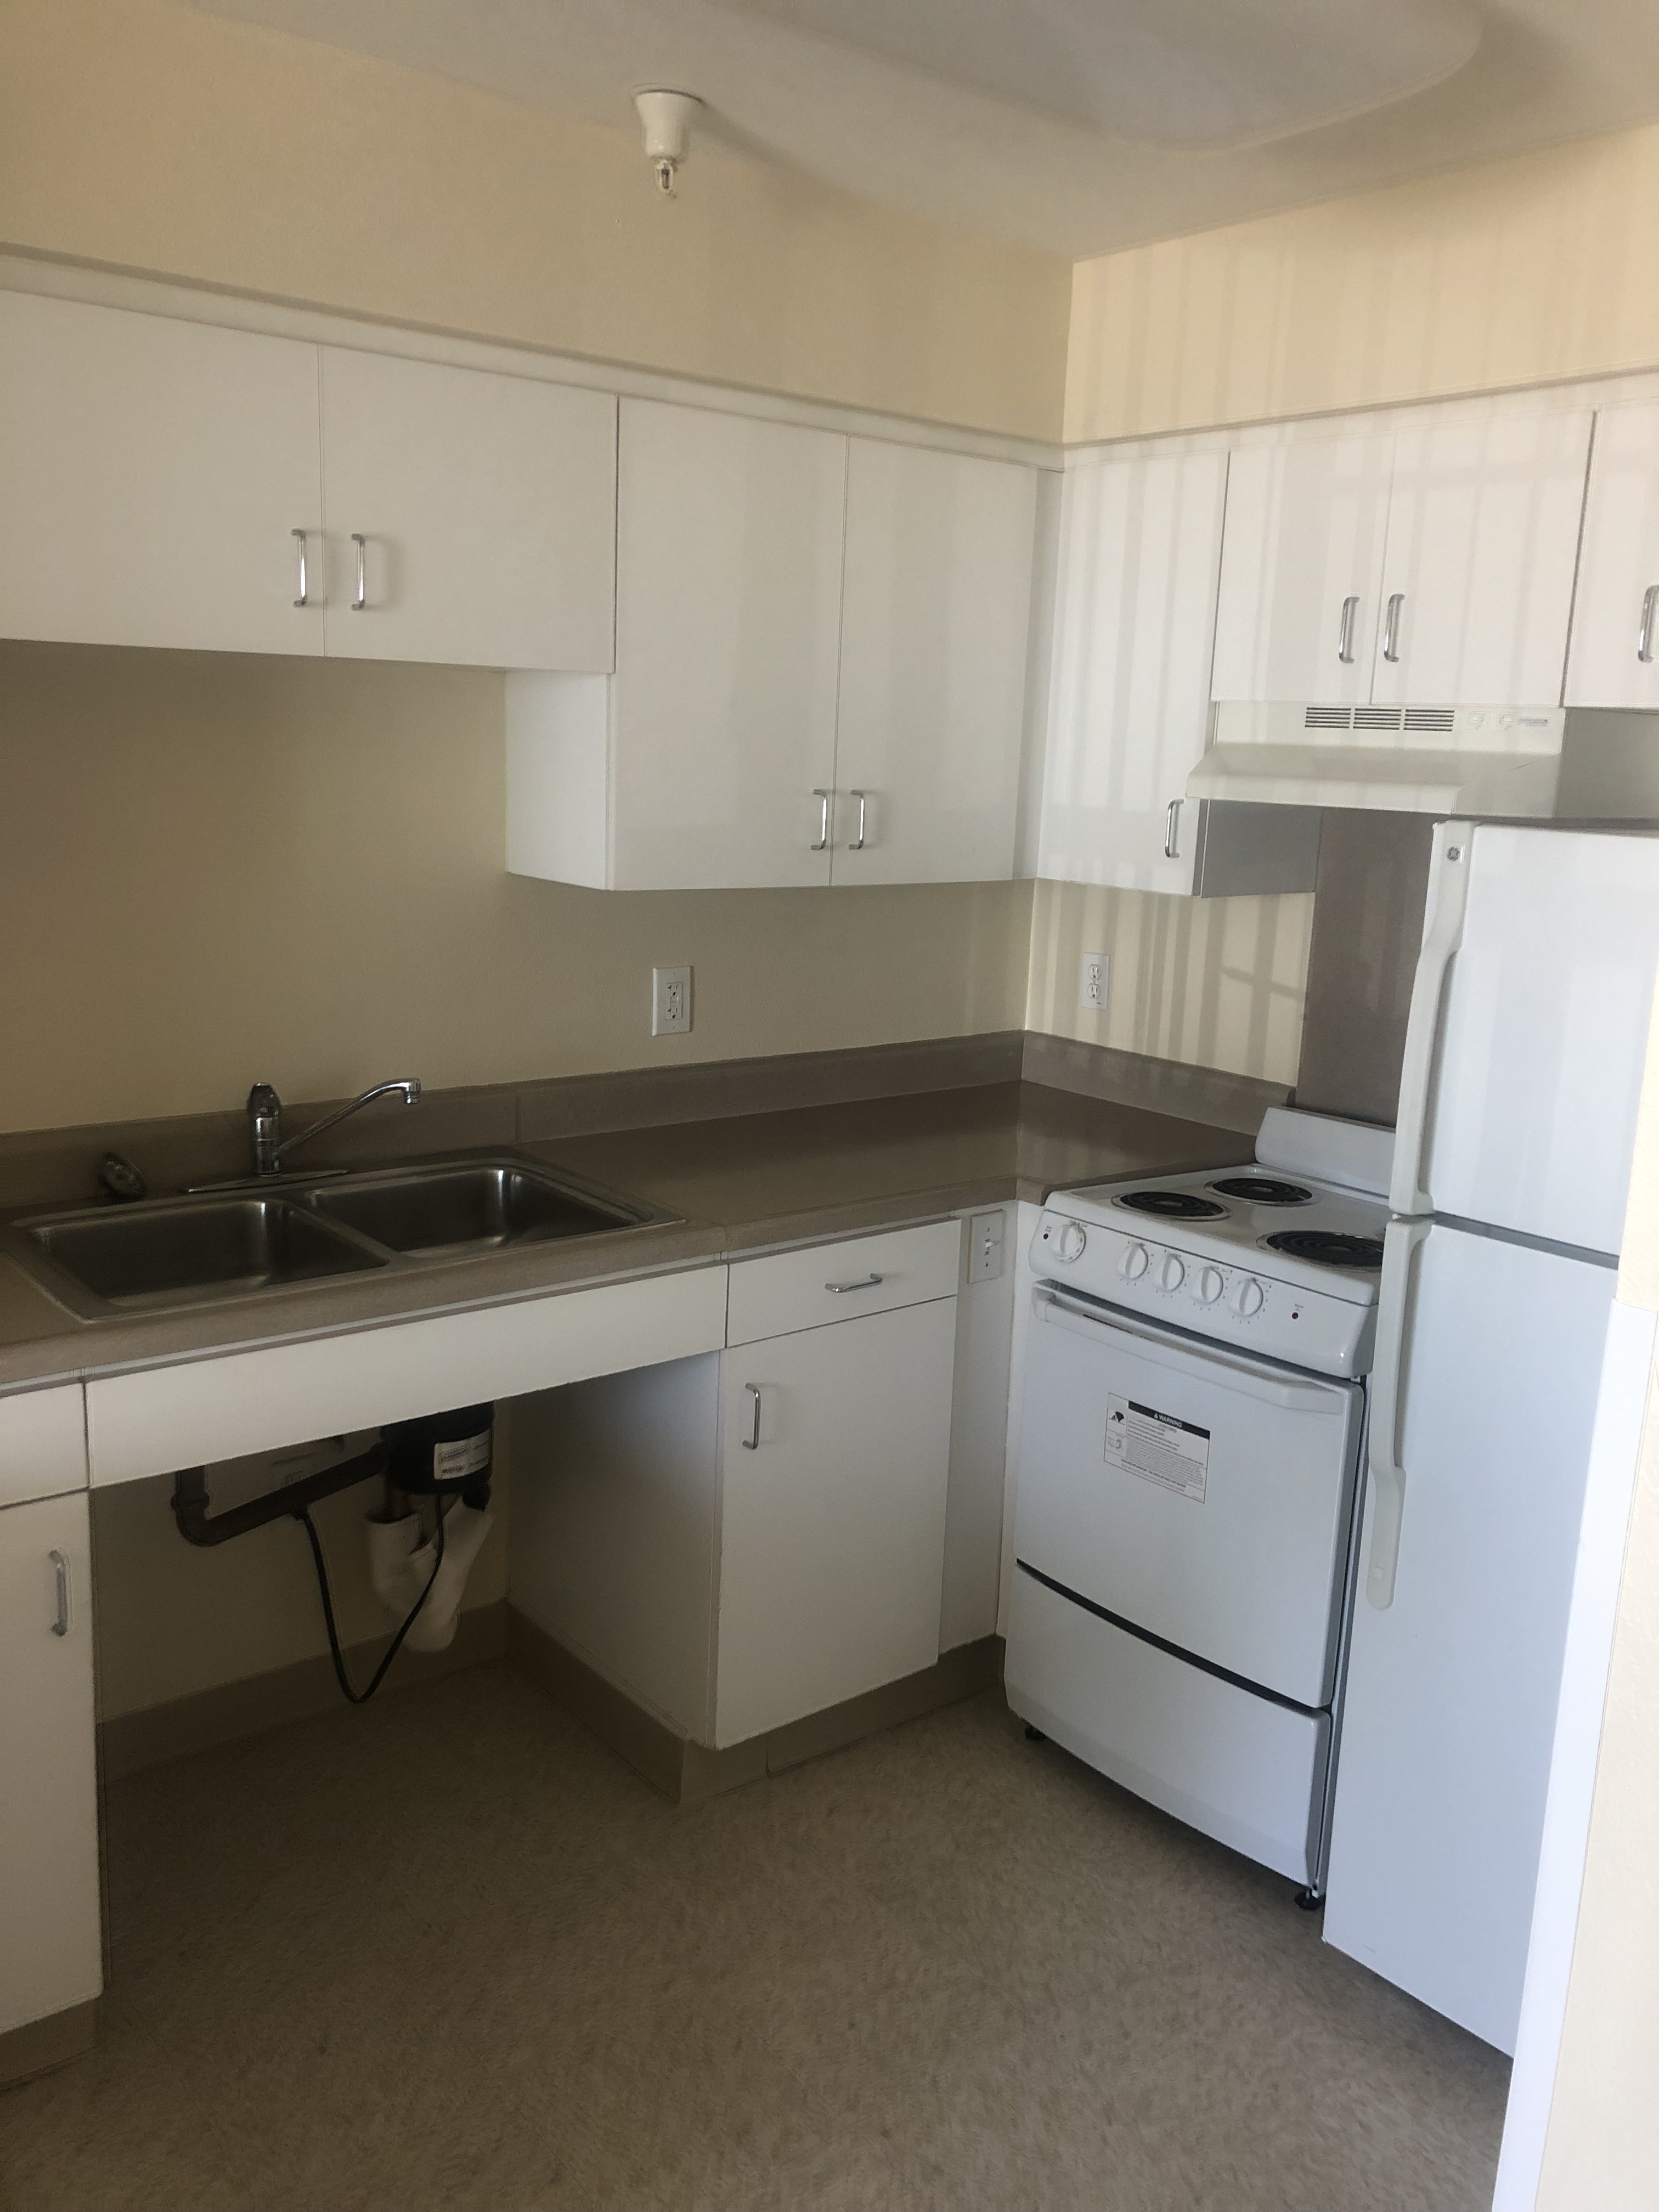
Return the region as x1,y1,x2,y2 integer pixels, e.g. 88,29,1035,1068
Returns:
1187,702,1566,816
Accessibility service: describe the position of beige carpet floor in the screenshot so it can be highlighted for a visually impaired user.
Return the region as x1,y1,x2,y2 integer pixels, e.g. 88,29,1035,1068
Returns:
1,1667,1508,2211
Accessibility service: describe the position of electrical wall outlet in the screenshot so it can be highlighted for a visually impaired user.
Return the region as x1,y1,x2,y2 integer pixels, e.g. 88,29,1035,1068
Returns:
967,1209,1006,1284
1080,952,1109,1014
651,965,692,1036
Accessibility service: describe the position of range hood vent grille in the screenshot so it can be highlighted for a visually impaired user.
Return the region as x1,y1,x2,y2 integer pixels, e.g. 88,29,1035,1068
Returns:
1304,705,1352,730
1403,706,1457,732
1353,706,1404,731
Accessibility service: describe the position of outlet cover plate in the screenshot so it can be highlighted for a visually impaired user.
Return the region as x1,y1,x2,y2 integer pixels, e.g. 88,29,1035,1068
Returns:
967,1209,1006,1284
652,965,692,1036
1080,952,1109,1013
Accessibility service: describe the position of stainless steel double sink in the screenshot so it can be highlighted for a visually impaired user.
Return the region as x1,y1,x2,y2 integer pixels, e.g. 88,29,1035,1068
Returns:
5,1153,679,1320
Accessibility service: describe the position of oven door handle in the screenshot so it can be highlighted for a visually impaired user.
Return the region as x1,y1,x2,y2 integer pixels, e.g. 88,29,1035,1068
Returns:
1364,1217,1431,1611
1033,1286,1348,1414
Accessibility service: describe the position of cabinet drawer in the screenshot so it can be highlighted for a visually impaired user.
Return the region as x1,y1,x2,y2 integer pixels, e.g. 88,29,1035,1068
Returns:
0,1386,87,1509
726,1221,960,1347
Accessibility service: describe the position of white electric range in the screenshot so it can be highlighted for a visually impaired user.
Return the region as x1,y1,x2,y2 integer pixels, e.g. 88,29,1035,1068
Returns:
1005,1108,1393,1902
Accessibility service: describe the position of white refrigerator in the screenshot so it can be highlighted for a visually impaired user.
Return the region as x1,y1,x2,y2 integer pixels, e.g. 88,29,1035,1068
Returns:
1323,821,1659,2053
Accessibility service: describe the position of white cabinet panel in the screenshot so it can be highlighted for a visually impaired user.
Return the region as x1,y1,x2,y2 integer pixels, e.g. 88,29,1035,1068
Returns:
319,348,616,670
715,1297,955,1746
87,1267,727,1486
1566,401,1659,708
1373,409,1590,708
0,292,323,655
1040,446,1229,890
0,1492,101,2038
610,399,845,889
725,1220,962,1346
0,1386,87,1510
1211,430,1394,706
832,440,1035,884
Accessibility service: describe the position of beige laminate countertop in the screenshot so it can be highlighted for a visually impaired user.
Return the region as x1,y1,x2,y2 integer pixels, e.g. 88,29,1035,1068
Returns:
0,1082,1250,1393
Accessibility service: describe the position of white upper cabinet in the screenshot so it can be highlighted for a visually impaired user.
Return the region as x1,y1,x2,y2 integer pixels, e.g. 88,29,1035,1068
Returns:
607,399,848,890
0,292,324,655
1041,445,1229,891
1566,400,1659,708
1211,429,1394,706
1372,409,1592,707
319,347,616,670
831,439,1036,885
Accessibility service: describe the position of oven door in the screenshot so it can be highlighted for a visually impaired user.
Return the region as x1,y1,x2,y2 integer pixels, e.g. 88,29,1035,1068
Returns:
1015,1285,1363,1708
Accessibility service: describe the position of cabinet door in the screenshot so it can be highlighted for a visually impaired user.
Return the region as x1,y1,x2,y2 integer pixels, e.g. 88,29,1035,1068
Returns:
831,441,1035,884
1566,401,1659,708
0,292,323,654
1040,447,1228,891
610,399,845,889
1211,429,1394,706
1372,408,1591,707
715,1298,956,1746
319,347,616,670
0,1493,101,2038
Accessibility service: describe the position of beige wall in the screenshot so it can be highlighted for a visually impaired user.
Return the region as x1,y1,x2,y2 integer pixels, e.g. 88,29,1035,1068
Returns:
0,0,1068,441
0,644,1035,1133
1025,881,1312,1087
1067,121,1659,444
1534,984,1659,2210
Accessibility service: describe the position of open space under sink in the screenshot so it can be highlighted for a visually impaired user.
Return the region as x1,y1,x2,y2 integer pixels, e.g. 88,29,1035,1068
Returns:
5,1153,678,1319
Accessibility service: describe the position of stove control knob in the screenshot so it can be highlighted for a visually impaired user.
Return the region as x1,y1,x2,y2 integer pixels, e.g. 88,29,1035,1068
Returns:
1121,1243,1150,1281
1234,1276,1265,1318
1159,1252,1186,1293
1058,1220,1087,1263
1197,1266,1226,1305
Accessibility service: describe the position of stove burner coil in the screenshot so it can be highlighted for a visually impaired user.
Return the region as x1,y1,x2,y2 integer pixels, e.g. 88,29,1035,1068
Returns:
1262,1229,1385,1269
1209,1176,1314,1205
1116,1189,1228,1221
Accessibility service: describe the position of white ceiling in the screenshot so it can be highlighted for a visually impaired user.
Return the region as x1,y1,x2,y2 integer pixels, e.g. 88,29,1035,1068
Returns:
190,0,1659,257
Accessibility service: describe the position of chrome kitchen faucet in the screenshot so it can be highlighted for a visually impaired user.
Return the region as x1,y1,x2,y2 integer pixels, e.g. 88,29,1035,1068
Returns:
247,1078,422,1177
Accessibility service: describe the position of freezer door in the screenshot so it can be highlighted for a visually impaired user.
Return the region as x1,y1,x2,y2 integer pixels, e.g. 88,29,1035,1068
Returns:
1324,1221,1616,2052
1014,1289,1362,1708
1393,821,1659,1250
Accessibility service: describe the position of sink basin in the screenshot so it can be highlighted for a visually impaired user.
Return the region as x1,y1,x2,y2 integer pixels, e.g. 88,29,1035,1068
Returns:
18,1195,385,1316
309,1162,641,1257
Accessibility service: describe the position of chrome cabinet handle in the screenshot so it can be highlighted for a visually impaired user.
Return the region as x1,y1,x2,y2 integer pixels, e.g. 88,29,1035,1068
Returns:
1164,798,1182,860
1640,584,1658,664
1382,591,1405,664
810,789,832,851
826,1272,883,1294
48,1548,70,1637
351,533,368,611
741,1382,762,1451
1337,594,1359,664
847,790,868,850
291,528,309,608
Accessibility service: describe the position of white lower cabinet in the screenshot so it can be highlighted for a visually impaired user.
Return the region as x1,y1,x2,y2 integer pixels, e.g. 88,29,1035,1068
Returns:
510,1224,962,1750
713,1297,956,1746
0,1491,101,2042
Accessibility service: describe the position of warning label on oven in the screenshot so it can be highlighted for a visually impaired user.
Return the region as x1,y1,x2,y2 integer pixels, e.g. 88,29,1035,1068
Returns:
1104,1395,1210,1503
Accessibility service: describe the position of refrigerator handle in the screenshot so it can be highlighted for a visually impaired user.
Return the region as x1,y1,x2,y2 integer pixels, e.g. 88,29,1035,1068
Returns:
1365,1217,1433,1610
1390,821,1474,1217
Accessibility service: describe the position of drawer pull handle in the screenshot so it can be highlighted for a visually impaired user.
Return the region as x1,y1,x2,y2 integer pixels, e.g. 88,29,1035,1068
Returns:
741,1381,762,1451
48,1548,70,1637
826,1273,884,1294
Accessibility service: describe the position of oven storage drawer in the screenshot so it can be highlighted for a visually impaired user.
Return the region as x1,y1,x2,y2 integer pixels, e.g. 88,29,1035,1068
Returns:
1015,1286,1363,1707
1005,1565,1329,1886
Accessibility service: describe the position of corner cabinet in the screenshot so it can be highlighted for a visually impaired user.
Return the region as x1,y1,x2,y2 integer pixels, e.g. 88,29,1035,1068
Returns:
1037,441,1319,895
506,402,1040,890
